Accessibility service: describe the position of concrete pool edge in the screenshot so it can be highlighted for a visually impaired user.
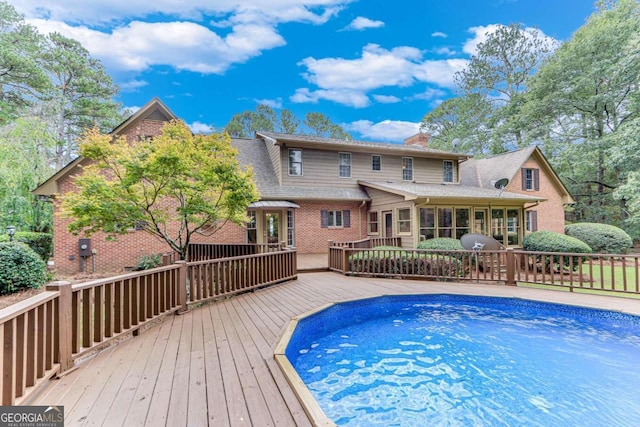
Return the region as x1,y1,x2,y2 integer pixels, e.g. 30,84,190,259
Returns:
273,286,640,426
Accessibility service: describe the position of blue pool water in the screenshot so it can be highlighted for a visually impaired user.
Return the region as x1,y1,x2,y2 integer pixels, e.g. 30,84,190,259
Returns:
286,295,640,426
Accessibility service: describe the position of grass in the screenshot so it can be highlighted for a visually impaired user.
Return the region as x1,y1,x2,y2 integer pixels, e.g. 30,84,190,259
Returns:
517,263,640,299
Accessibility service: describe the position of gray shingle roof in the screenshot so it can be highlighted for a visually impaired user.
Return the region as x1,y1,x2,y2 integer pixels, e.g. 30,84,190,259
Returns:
231,137,370,201
460,146,537,189
359,180,543,202
257,131,466,158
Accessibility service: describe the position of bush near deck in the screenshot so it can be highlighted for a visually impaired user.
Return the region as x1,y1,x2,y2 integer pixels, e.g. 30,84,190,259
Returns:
348,246,463,277
565,223,633,254
0,242,47,294
523,231,592,272
0,232,52,261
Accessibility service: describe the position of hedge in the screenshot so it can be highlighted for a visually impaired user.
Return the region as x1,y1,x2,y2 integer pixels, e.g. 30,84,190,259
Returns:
565,222,633,254
0,242,47,294
0,231,53,261
348,246,462,278
523,231,592,271
417,238,464,251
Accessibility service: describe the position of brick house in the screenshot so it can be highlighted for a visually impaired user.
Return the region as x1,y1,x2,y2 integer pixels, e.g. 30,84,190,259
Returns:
34,98,573,275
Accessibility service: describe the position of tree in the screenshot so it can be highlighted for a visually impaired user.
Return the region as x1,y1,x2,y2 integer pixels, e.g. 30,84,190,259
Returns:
524,0,640,226
61,121,259,260
453,23,554,153
420,95,493,155
40,32,123,169
224,104,350,139
303,112,350,139
0,1,51,124
0,117,55,232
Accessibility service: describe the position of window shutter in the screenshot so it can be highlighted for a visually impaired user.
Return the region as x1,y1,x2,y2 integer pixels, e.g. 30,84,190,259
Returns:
521,168,526,190
534,169,540,191
532,210,538,231
343,210,351,228
321,210,328,228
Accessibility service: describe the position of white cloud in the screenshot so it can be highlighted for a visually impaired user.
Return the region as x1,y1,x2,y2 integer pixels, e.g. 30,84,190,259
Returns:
291,88,370,108
412,59,468,88
410,88,447,101
19,1,350,74
294,44,466,106
463,24,560,56
189,121,213,134
28,18,285,74
346,119,421,142
254,98,283,109
344,16,384,31
434,47,456,56
431,31,447,38
119,79,148,92
372,94,401,104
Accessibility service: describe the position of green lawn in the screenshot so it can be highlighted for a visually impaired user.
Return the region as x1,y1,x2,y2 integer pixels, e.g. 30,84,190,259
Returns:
518,263,640,299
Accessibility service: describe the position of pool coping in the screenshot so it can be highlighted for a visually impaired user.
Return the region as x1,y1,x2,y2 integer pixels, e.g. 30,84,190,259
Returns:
273,288,640,427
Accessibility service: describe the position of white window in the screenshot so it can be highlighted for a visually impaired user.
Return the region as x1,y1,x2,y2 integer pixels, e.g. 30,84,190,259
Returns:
328,210,343,227
397,208,411,233
402,157,413,181
372,155,381,171
288,149,302,176
339,152,351,178
368,211,379,234
443,160,454,183
287,210,295,246
247,210,257,243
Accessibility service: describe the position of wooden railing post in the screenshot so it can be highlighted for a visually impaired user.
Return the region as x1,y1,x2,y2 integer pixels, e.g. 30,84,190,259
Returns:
505,248,516,286
175,261,188,313
342,248,349,274
327,241,334,267
45,281,74,374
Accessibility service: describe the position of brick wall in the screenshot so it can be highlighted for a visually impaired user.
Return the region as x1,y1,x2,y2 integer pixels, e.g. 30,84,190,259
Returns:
507,156,567,234
293,201,367,253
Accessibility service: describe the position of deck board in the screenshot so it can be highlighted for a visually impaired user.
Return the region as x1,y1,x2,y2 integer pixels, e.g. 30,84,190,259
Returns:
30,272,640,426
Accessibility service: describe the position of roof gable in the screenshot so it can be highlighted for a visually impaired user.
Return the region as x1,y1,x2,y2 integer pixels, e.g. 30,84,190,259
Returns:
33,97,177,196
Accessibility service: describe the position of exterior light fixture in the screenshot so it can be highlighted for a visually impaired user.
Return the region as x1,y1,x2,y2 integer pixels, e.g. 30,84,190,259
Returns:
6,225,16,242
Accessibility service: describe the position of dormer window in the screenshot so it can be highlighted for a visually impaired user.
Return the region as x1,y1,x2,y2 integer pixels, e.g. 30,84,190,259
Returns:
289,149,303,176
402,157,413,181
443,160,454,183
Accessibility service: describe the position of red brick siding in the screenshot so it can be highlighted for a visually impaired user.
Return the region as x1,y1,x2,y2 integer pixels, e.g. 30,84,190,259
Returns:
507,157,566,234
292,201,367,253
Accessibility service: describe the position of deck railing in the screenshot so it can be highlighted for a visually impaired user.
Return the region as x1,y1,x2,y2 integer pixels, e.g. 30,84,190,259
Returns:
187,250,297,306
328,236,401,249
0,248,297,405
330,245,640,296
188,242,286,261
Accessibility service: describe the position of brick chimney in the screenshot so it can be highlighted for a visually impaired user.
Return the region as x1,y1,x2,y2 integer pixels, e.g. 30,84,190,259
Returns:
404,133,429,147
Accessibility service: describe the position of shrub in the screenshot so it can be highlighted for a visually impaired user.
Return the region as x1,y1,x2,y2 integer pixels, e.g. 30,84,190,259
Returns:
135,253,162,271
0,232,53,261
0,242,47,294
565,222,633,254
417,238,464,251
523,231,592,271
348,246,462,278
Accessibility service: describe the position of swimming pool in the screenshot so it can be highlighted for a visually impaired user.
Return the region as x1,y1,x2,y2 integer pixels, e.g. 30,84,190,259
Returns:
278,295,640,426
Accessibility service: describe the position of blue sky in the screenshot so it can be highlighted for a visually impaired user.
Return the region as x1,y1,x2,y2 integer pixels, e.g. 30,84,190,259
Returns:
11,0,596,141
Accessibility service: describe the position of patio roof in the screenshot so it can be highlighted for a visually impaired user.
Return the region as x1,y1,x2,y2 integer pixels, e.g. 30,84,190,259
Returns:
359,180,545,203
248,201,300,209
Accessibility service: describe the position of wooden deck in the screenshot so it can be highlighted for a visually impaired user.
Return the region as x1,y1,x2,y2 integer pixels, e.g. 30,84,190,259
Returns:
30,272,640,426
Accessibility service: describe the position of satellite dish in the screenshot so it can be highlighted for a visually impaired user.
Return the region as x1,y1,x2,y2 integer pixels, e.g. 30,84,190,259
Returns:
451,138,460,149
492,177,509,197
460,233,503,251
494,178,509,190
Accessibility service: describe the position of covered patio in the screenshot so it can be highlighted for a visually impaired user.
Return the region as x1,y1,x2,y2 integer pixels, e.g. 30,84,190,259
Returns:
28,272,640,426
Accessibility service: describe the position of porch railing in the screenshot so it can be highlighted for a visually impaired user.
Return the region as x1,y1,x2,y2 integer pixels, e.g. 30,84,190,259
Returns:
188,242,286,261
187,250,297,306
328,236,401,249
0,248,297,405
329,245,640,296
